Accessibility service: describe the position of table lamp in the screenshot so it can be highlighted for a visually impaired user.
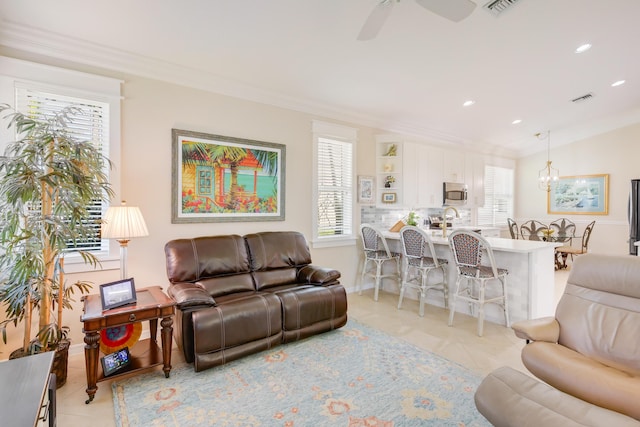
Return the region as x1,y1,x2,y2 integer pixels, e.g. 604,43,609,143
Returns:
101,201,149,279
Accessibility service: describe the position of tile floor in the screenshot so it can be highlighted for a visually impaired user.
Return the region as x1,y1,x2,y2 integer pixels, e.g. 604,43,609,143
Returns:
57,269,571,426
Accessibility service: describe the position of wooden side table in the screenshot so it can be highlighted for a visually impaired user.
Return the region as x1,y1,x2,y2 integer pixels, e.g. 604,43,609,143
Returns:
81,286,175,404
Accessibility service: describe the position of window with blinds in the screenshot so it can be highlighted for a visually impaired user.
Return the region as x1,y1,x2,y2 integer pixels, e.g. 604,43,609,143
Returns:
316,137,353,238
16,87,110,254
477,165,514,227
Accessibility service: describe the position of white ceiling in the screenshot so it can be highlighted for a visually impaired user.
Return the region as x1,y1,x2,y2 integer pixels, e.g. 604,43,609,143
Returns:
1,0,640,157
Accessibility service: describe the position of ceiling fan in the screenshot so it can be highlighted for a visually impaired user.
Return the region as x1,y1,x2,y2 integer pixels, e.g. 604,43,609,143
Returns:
357,0,477,41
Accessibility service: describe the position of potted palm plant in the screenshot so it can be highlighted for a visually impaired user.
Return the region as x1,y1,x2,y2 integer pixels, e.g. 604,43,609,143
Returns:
0,103,113,386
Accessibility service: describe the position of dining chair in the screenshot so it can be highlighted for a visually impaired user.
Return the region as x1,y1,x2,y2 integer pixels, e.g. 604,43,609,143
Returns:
397,226,449,317
359,223,401,301
447,230,510,337
520,220,548,241
507,218,519,239
549,218,576,244
555,221,595,269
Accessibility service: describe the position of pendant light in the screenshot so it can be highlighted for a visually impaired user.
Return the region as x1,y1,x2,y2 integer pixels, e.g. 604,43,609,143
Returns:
537,130,559,192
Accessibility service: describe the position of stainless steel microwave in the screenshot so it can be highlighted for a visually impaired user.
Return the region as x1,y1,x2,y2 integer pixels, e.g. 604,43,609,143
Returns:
443,182,468,206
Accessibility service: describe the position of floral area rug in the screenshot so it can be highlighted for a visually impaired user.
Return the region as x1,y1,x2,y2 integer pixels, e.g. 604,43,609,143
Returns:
112,319,490,426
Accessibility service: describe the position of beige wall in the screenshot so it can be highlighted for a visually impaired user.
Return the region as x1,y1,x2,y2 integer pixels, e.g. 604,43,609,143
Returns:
515,123,640,256
0,59,374,354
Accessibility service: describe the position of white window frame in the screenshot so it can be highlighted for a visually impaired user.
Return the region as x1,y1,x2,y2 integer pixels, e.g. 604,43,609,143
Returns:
0,56,123,273
311,120,357,248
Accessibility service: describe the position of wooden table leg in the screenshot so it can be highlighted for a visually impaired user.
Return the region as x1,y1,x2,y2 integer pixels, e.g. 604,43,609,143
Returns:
160,316,173,378
83,330,100,404
149,318,158,343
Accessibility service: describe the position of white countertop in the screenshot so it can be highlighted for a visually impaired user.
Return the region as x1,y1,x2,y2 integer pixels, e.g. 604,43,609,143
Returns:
382,230,560,253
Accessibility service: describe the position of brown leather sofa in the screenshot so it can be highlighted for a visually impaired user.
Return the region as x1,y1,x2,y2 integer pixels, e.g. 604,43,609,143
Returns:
164,231,348,372
475,254,640,426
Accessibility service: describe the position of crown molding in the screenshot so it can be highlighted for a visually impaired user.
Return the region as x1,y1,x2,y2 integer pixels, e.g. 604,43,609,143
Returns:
1,20,483,149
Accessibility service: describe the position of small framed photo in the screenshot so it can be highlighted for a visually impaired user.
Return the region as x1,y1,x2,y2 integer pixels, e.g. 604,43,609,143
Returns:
382,192,397,204
100,278,137,311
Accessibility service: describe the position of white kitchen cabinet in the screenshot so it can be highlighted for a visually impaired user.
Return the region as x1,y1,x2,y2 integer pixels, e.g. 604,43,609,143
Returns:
443,149,465,183
465,152,485,207
403,142,443,208
375,137,403,208
420,145,444,207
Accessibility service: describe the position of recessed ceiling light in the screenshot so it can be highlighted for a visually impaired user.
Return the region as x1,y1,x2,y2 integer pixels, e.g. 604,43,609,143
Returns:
512,119,522,125
463,100,475,107
575,43,592,53
612,80,626,87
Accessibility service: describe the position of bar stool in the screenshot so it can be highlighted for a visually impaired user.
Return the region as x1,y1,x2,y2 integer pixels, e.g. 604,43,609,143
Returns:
398,226,449,316
448,230,510,336
359,224,401,301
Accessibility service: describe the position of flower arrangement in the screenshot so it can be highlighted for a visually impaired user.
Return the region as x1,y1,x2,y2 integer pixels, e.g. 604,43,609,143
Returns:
384,175,396,188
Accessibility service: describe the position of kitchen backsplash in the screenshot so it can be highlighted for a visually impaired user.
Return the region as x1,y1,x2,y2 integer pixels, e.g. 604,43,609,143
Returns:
361,206,471,229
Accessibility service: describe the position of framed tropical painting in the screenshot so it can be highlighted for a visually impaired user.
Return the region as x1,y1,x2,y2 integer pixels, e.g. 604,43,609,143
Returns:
172,129,285,223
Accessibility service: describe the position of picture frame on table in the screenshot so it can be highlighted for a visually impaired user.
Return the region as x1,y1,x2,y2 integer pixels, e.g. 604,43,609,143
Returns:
382,192,397,204
548,174,609,215
172,128,286,223
357,175,375,204
100,278,137,311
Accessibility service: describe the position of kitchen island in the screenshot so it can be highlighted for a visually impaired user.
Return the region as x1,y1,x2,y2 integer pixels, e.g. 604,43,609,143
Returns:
381,230,560,325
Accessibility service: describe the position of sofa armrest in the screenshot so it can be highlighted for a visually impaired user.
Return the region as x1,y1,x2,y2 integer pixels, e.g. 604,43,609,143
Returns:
167,282,216,310
512,317,560,343
297,265,341,285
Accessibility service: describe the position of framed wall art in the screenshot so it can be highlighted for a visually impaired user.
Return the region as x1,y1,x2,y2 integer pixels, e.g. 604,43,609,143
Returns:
358,175,375,204
548,174,609,215
172,129,285,223
382,192,397,204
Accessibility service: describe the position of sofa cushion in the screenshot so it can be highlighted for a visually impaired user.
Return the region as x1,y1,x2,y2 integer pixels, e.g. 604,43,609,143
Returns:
245,231,313,290
192,292,283,372
522,341,640,421
272,283,348,343
475,366,640,427
556,254,640,375
165,235,253,286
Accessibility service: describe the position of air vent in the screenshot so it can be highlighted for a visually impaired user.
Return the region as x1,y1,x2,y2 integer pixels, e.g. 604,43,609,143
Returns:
483,0,522,16
571,93,595,103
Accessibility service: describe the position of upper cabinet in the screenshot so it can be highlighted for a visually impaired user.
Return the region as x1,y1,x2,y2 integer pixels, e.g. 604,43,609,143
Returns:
375,137,403,208
443,150,465,183
465,152,485,207
374,137,486,209
403,142,444,208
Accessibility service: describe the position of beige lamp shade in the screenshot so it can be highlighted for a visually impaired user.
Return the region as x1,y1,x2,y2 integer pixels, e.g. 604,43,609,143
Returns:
102,201,149,240
101,201,148,279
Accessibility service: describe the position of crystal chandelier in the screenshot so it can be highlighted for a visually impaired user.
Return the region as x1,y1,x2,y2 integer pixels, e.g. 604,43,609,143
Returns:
537,130,559,192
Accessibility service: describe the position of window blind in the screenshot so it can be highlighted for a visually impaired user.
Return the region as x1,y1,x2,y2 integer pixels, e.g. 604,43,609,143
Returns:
15,87,110,254
316,137,353,237
477,165,514,227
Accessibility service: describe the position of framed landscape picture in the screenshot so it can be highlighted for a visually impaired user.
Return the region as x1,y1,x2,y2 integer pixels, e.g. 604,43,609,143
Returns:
548,174,609,215
172,129,285,223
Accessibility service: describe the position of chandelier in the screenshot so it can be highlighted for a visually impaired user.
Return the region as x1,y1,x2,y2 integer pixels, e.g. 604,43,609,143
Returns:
537,130,559,192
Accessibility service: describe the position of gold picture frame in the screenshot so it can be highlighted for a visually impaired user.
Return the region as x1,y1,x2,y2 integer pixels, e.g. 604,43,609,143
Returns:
382,192,397,204
548,174,609,215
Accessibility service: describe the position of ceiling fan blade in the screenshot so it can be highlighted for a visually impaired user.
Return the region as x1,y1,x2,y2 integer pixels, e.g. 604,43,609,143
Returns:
414,0,477,22
357,0,395,41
